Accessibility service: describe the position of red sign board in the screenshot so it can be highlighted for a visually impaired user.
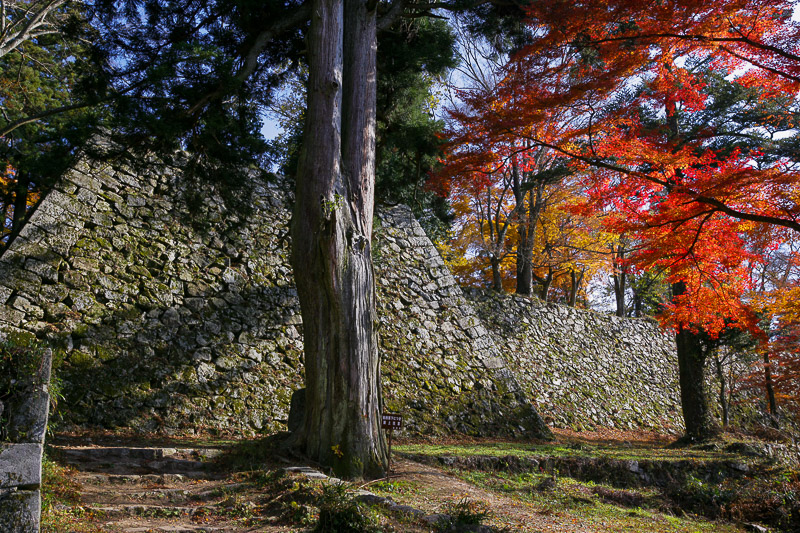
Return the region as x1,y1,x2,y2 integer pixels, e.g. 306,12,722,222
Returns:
381,413,403,430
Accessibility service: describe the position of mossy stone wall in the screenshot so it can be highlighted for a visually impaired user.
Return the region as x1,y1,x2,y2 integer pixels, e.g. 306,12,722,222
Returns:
0,157,682,436
467,291,682,431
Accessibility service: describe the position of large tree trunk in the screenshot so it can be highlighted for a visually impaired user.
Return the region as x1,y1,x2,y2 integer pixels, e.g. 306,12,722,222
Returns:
289,0,387,479
673,282,720,441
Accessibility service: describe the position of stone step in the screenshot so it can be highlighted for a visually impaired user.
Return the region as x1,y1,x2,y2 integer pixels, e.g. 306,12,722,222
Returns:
79,472,219,485
110,523,242,533
82,487,192,505
80,482,250,505
90,503,219,519
62,458,209,475
52,446,215,475
54,446,224,459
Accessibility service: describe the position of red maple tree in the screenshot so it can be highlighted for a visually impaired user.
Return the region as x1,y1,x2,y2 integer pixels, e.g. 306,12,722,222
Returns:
435,0,800,436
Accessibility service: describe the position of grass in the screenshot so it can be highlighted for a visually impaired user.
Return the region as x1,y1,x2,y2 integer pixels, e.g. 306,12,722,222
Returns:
395,440,747,463
451,469,747,533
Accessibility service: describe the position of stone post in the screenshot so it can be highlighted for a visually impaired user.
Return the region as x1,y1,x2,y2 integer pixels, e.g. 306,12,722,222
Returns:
0,347,52,533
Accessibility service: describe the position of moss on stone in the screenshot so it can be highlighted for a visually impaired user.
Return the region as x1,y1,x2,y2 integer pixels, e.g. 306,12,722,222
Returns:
68,350,96,369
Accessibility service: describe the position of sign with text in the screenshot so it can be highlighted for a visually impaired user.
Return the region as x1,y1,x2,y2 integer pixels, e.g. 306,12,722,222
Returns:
381,413,403,430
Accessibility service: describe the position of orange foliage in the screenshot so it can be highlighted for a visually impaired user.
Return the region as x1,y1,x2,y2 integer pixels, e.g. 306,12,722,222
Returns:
436,0,800,332
435,0,800,408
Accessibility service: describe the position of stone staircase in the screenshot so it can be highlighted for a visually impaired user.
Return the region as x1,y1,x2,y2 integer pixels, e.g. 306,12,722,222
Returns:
50,444,289,532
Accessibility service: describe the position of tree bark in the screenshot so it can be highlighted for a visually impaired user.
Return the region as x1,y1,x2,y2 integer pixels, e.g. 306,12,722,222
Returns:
763,351,779,427
612,244,627,317
516,224,533,295
515,180,545,296
538,268,553,301
567,268,583,307
490,255,503,292
11,173,29,237
673,282,720,441
289,0,387,479
713,352,729,428
613,271,626,317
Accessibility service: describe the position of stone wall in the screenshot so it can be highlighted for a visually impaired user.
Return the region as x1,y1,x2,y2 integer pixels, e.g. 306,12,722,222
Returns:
374,207,547,437
0,158,305,435
467,291,683,431
0,155,683,437
0,157,548,438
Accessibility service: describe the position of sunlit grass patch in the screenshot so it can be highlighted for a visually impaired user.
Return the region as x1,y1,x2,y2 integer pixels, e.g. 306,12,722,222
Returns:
450,467,747,533
395,440,744,463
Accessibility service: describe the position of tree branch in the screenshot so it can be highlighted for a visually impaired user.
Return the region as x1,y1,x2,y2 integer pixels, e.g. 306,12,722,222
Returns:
0,0,66,59
518,135,800,233
377,0,406,31
0,101,91,137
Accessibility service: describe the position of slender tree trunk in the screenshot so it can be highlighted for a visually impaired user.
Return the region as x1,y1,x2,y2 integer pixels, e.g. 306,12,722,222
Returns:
516,225,533,295
539,268,553,301
611,242,627,317
289,0,387,479
11,174,29,237
2,192,13,240
613,271,626,317
763,351,779,427
631,288,642,317
713,352,729,428
515,184,544,296
490,255,503,292
567,268,583,307
673,282,720,441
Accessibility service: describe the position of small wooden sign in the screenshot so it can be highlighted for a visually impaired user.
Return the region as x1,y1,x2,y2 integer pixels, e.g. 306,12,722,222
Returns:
381,413,403,430
382,413,403,477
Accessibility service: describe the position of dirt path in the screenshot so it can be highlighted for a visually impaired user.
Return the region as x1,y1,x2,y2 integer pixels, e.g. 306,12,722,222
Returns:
387,458,605,533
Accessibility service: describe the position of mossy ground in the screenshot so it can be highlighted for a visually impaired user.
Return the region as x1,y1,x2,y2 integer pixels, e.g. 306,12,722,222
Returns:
390,431,799,532
394,435,755,463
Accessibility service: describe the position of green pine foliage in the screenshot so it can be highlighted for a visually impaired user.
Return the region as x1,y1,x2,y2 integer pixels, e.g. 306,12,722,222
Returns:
376,19,457,235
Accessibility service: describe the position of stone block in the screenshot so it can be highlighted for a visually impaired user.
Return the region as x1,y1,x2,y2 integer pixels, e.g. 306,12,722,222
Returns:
0,489,40,533
0,444,43,489
7,389,50,444
0,306,24,327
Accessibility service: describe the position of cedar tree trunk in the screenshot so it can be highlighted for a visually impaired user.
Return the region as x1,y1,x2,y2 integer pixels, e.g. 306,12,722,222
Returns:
289,0,387,479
